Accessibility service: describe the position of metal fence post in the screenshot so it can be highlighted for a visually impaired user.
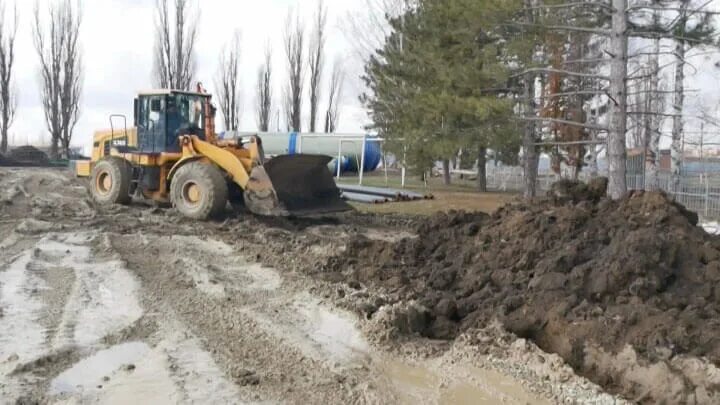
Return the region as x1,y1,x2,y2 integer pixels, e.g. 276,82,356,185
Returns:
705,176,710,218
359,135,367,186
401,146,407,189
336,139,343,179
383,150,389,186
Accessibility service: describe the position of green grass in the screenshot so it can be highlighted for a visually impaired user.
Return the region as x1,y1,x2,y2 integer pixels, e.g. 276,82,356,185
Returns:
337,173,517,216
336,173,486,194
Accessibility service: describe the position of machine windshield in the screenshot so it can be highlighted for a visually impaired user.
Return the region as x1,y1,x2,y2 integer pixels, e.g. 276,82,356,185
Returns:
167,93,206,135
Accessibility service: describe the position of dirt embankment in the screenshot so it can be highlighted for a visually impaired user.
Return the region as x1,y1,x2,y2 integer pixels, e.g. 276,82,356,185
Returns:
324,178,720,403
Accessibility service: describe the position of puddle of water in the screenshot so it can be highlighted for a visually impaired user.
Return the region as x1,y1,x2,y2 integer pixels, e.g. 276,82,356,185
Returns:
51,323,244,404
39,235,143,348
51,342,150,395
294,297,369,362
87,349,180,405
379,360,439,402
0,251,47,362
378,359,549,405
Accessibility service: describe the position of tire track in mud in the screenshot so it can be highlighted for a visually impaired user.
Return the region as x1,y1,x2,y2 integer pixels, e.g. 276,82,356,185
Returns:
0,231,145,399
109,231,560,404
111,232,388,404
0,228,243,403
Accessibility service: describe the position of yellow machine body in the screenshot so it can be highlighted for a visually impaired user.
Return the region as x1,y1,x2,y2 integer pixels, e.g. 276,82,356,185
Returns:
77,89,350,218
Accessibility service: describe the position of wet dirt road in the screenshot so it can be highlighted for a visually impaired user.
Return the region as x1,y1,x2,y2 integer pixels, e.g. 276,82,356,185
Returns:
0,168,617,404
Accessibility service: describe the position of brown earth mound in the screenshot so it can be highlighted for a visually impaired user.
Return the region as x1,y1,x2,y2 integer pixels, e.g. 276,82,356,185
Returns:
326,180,720,403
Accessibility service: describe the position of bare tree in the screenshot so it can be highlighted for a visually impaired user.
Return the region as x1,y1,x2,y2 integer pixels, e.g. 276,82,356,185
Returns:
153,0,198,90
256,44,272,132
343,0,413,64
325,59,345,133
515,0,718,200
214,31,241,131
0,1,17,154
33,0,83,160
645,36,662,191
283,10,304,132
308,0,327,133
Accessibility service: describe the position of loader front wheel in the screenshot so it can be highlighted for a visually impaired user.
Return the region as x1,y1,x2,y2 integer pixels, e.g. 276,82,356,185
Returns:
91,157,131,205
170,161,228,220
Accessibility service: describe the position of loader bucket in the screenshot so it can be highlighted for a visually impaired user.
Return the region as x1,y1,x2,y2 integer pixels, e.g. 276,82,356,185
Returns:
243,154,352,217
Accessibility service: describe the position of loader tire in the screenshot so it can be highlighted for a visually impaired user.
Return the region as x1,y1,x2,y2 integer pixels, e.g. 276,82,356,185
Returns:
91,157,131,205
170,161,228,220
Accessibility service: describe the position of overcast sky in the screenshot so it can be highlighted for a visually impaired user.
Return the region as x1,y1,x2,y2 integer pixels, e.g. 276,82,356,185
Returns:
10,0,371,149
9,0,720,151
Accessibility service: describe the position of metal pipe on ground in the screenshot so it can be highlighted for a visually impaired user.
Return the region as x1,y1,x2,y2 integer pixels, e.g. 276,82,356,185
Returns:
341,192,389,204
337,184,432,201
337,184,403,198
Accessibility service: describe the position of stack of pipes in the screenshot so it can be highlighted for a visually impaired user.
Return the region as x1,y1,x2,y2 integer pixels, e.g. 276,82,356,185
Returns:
337,184,433,204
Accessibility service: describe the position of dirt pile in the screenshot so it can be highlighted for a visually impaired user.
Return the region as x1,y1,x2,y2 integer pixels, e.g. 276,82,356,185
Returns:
326,180,720,403
8,146,50,166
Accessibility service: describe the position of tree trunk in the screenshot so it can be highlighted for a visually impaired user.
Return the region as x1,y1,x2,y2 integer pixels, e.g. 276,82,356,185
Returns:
589,144,598,178
671,39,685,190
523,79,538,199
607,0,629,199
1,99,9,154
50,135,59,160
442,159,451,185
0,125,6,153
588,100,599,178
476,146,487,192
645,37,661,191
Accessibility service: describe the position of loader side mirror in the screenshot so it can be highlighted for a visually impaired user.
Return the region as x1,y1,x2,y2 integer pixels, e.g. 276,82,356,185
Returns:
133,98,138,127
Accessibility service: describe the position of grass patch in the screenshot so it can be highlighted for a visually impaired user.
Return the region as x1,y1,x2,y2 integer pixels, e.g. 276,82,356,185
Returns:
339,174,516,216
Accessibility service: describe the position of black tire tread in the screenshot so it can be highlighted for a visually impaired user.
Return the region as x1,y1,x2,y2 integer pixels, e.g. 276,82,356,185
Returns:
170,161,228,220
90,157,131,205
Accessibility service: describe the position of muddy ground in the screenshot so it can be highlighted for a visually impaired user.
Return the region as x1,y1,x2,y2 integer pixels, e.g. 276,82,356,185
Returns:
0,167,675,404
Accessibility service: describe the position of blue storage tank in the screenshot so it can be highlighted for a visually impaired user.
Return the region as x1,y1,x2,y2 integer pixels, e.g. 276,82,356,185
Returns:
227,132,383,173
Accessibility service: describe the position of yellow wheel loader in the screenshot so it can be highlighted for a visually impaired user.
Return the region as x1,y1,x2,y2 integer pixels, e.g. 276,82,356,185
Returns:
75,89,351,219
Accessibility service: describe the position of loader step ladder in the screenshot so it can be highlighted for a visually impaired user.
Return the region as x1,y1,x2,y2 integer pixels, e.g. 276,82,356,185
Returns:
129,166,144,198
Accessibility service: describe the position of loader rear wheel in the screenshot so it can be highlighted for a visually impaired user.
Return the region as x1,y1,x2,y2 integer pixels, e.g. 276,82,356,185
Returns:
91,157,131,205
170,161,228,220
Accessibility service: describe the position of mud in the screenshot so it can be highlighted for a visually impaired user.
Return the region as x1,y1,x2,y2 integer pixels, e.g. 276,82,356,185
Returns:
0,167,662,404
326,179,720,403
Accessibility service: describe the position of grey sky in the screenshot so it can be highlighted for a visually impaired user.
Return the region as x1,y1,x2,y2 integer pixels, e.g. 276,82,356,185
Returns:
9,0,720,152
10,0,370,150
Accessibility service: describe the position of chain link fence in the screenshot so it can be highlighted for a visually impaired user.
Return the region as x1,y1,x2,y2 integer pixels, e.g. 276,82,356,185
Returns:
483,166,720,220
340,163,720,221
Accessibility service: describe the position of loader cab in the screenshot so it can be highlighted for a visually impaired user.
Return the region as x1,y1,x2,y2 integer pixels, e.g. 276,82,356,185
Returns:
134,90,210,153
